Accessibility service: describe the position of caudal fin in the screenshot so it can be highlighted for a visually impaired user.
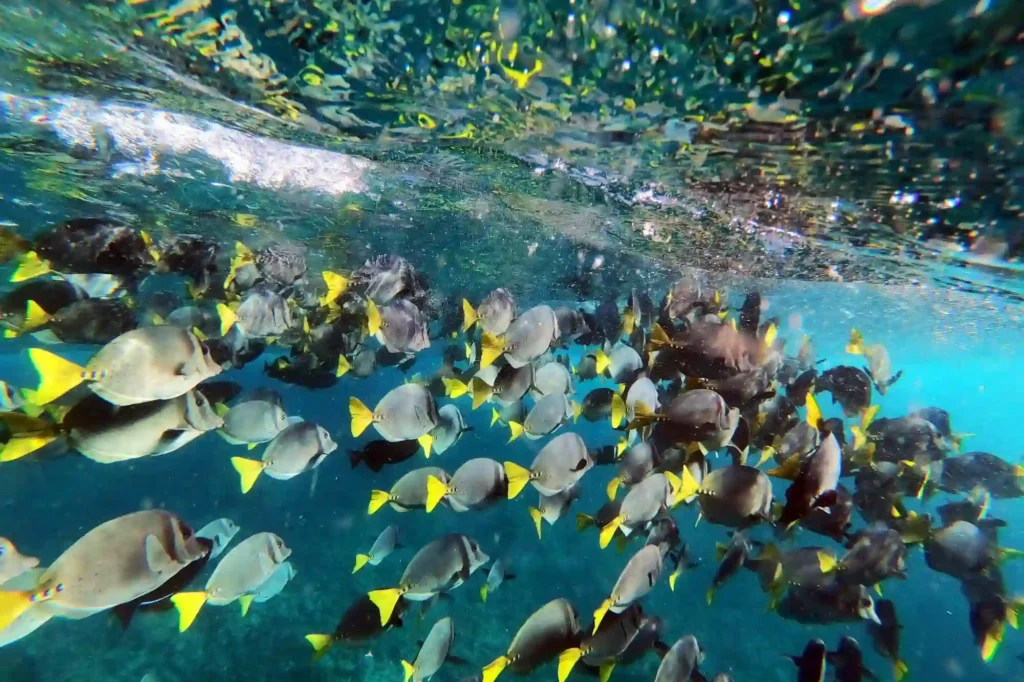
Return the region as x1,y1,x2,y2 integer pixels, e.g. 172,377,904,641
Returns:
425,475,450,513
170,592,208,632
27,348,85,405
230,457,265,493
349,397,374,437
462,299,478,332
368,490,392,515
479,333,504,369
503,461,532,499
367,588,404,626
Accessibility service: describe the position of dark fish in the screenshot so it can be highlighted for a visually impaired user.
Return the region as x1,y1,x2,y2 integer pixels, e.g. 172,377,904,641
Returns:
802,484,853,542
0,280,83,329
787,639,827,682
349,440,420,473
738,291,760,334
815,366,872,417
111,536,214,629
265,355,338,389
828,636,876,682
837,526,908,587
777,583,881,625
305,594,407,657
46,299,136,344
777,432,842,529
867,599,907,681
786,369,817,407
939,452,1023,499
32,218,156,279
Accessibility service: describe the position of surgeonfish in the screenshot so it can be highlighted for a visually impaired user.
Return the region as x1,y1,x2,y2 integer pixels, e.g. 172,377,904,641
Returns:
230,420,337,493
353,525,401,574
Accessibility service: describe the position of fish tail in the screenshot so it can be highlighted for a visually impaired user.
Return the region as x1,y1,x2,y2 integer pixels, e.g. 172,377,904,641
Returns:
23,300,51,330
319,271,348,306
170,592,208,632
845,328,866,355
0,431,59,462
506,421,524,443
336,355,351,378
805,392,822,429
481,655,511,682
598,515,624,549
625,401,656,431
479,332,504,369
27,348,86,405
490,407,500,427
557,648,583,682
352,553,372,574
239,594,254,617
850,425,867,451
503,461,532,499
609,393,625,429
592,598,612,633
571,400,582,423
216,302,240,337
471,378,493,410
648,323,671,348
443,377,470,399
462,299,478,332
594,349,610,376
11,251,50,283
605,476,622,501
349,397,374,437
366,298,382,335
668,567,680,592
368,490,392,515
674,468,700,503
425,475,451,513
981,621,1004,661
417,434,433,459
575,513,594,532
401,660,416,682
763,323,778,348
0,590,37,631
894,660,908,682
305,633,335,660
817,551,838,573
755,446,775,468
528,506,544,539
367,587,405,626
705,586,716,605
479,585,488,602
230,457,265,494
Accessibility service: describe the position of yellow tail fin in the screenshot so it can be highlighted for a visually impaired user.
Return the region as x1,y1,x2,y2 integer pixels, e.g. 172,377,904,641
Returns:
507,421,524,443
368,490,392,515
305,633,334,659
845,329,866,355
481,656,510,682
425,475,451,513
402,660,416,682
610,394,625,429
417,434,433,459
0,433,58,462
576,513,594,532
230,457,265,494
490,407,500,427
11,252,50,283
0,590,36,631
479,333,505,369
352,554,371,574
28,348,85,405
592,598,612,633
367,587,404,626
598,515,624,549
349,397,374,437
471,378,493,410
817,551,837,573
763,323,778,348
668,568,681,592
504,461,532,499
850,426,867,451
462,299,479,332
594,349,610,376
479,585,489,602
805,393,822,429
606,476,622,501
336,355,351,378
894,660,908,682
705,586,716,606
528,506,544,539
676,467,701,502
23,301,51,330
443,377,470,399
366,299,382,336
239,594,254,617
170,592,208,632
649,323,671,347
319,271,348,306
557,648,584,682
572,400,582,423
768,454,803,481
216,303,239,337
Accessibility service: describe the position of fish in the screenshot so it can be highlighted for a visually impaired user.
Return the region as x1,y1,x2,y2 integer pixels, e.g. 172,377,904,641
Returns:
27,326,222,406
649,321,775,380
352,525,401,574
349,439,421,473
557,604,644,682
828,635,875,682
305,594,407,658
351,255,428,306
787,639,827,682
216,389,290,446
530,485,581,538
30,299,136,345
776,431,842,529
463,289,516,335
230,420,337,493
426,458,509,512
815,366,872,418
480,305,559,369
0,510,207,629
195,518,240,559
367,533,488,625
598,472,680,549
470,364,534,410
607,441,657,501
369,467,452,514
0,568,54,648
624,377,659,424
598,345,644,384
846,329,901,394
531,361,574,399
652,635,704,682
249,561,296,605
430,404,471,455
170,532,292,631
837,526,908,587
373,298,431,354
939,452,1024,499
350,384,438,453
679,465,774,528
401,617,456,682
923,520,1019,581
628,389,731,443
592,544,663,632
579,388,627,428
777,583,881,625
706,531,757,605
481,598,582,682
217,289,294,338
480,559,516,602
867,600,907,681
506,432,592,498
0,538,40,585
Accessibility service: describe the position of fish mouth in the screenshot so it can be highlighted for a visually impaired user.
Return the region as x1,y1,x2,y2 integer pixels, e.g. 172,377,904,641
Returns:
859,602,882,625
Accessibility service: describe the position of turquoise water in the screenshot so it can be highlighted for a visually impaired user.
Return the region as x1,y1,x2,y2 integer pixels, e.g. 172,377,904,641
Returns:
0,1,1023,682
